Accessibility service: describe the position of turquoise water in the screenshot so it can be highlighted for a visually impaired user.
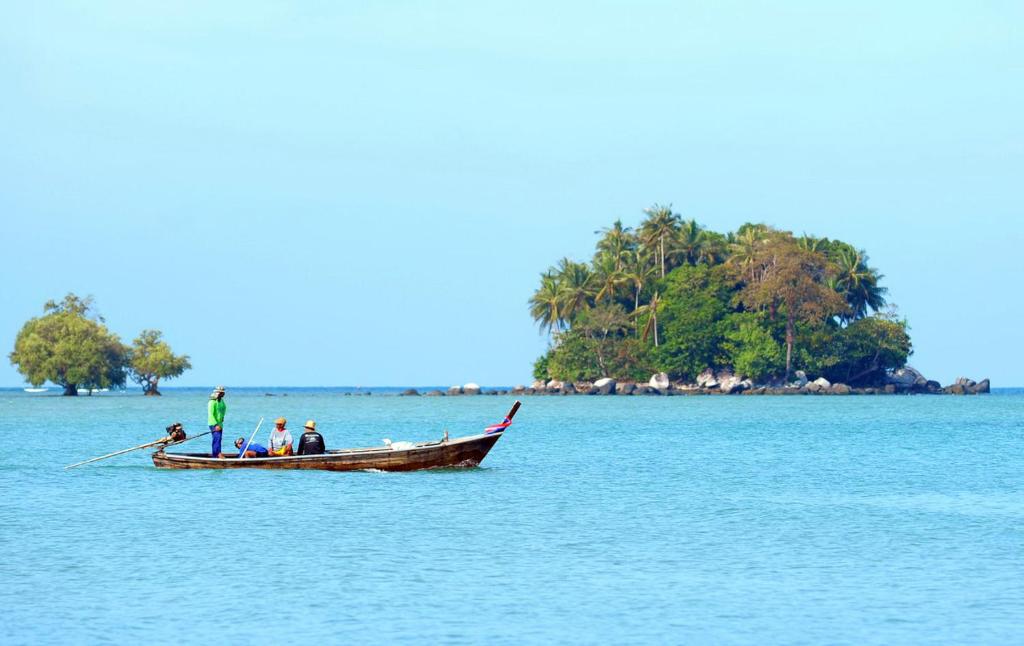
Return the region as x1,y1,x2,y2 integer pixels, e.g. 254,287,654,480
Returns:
1,389,1022,644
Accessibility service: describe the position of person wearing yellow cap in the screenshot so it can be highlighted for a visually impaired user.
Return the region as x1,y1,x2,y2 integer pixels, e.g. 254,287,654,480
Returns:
208,386,227,457
268,417,293,456
296,420,326,455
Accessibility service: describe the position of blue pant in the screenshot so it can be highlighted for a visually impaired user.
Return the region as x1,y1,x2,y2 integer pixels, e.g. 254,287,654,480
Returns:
210,426,222,457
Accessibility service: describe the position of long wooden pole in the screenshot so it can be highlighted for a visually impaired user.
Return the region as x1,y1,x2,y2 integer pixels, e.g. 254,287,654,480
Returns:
64,429,214,470
65,437,171,470
238,417,265,459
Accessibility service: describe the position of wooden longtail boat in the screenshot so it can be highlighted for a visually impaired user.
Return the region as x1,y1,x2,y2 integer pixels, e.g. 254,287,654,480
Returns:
152,401,520,471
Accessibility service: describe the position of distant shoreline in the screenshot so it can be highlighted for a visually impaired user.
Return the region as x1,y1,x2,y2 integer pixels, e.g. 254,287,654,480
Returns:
4,385,1021,395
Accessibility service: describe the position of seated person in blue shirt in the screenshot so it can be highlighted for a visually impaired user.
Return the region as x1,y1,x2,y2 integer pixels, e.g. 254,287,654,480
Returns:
234,436,269,458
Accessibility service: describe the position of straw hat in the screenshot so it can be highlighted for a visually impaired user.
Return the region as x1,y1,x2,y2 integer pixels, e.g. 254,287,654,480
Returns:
275,417,287,426
304,420,316,431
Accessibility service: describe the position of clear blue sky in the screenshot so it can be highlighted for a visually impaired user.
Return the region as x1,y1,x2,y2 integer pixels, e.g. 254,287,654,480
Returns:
1,2,1021,387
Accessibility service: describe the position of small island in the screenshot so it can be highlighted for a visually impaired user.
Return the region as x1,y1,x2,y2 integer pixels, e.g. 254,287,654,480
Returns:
524,206,988,396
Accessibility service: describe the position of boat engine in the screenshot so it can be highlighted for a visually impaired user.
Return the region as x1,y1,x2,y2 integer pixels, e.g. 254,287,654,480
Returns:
165,422,186,443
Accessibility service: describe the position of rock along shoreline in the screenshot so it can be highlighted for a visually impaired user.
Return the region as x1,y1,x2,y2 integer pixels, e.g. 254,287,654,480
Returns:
397,369,991,397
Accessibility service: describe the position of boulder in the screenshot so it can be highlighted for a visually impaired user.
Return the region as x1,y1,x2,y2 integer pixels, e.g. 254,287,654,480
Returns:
546,379,564,393
738,379,754,392
944,383,967,395
463,383,481,395
887,367,928,387
531,380,546,391
883,384,896,394
955,376,976,388
512,385,526,394
793,370,809,387
970,378,991,394
812,377,831,390
447,385,462,396
561,382,577,395
831,383,852,395
925,380,942,394
720,375,744,394
805,381,822,394
400,388,420,396
424,390,445,397
649,372,670,390
618,383,637,396
696,368,717,389
594,377,617,395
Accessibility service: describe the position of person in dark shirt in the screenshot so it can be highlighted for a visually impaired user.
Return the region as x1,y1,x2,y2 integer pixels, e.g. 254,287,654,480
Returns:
297,420,326,455
234,436,269,458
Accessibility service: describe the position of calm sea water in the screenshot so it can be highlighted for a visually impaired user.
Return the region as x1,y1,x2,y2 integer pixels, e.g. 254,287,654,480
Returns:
1,388,1021,645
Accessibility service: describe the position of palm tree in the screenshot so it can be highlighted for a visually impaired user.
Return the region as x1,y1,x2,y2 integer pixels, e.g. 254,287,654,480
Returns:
555,258,595,326
593,252,629,304
798,234,827,253
671,219,705,266
832,247,887,322
634,291,662,347
529,271,563,335
622,249,657,319
697,231,728,265
727,227,766,281
638,205,681,278
595,220,636,271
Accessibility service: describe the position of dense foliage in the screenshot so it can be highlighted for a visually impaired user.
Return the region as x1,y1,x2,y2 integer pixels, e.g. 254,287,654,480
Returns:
9,294,191,395
128,329,192,396
530,208,910,385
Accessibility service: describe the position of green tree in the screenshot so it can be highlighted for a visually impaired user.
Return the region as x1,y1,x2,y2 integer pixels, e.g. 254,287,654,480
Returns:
544,322,654,382
827,243,887,322
622,249,657,316
734,236,849,380
720,312,785,382
655,264,736,380
532,353,550,381
529,271,564,335
128,329,192,396
544,331,603,382
727,223,772,281
9,294,128,396
555,258,595,326
639,204,681,278
572,303,631,377
671,218,706,266
595,219,637,271
802,314,911,385
593,252,629,304
698,230,729,265
634,291,663,347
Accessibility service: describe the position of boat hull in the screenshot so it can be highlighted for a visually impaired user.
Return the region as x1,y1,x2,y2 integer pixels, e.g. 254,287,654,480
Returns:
152,432,503,471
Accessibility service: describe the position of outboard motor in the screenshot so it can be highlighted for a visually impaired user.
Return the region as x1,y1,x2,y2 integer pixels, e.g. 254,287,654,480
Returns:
165,422,186,443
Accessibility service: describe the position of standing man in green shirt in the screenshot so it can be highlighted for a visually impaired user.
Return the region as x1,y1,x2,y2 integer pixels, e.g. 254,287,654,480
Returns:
208,385,227,457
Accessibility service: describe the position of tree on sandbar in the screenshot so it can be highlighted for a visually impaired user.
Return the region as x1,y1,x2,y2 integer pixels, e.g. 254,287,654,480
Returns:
9,294,128,396
128,329,191,396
